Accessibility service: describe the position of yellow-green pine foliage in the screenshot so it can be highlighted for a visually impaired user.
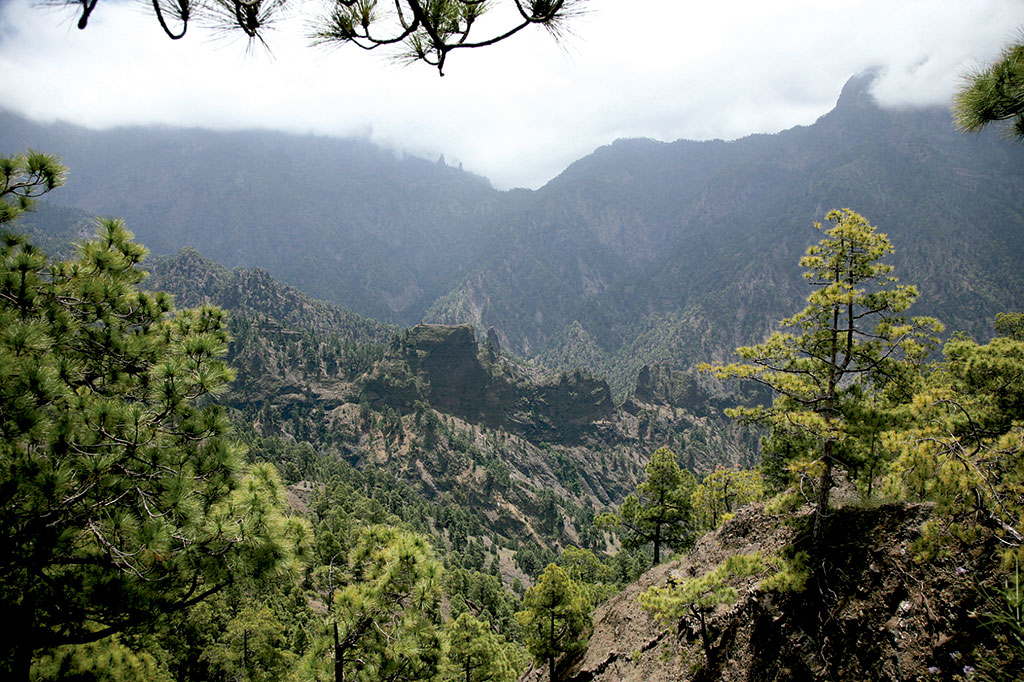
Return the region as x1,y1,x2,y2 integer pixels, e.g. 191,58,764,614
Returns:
324,525,444,682
702,209,941,541
31,636,174,682
641,553,764,665
515,563,591,682
884,325,1024,565
642,552,764,619
758,550,810,593
555,546,619,609
691,468,764,532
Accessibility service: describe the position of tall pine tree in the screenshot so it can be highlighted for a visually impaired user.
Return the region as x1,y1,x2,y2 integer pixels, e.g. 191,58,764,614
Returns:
703,209,941,546
0,215,307,679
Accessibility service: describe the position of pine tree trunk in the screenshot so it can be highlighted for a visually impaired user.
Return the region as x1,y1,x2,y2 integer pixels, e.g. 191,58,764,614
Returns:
549,654,556,682
334,622,344,682
812,446,833,550
695,606,714,669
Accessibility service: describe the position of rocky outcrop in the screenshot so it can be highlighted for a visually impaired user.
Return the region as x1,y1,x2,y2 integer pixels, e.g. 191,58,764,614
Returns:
360,324,615,444
532,503,1006,682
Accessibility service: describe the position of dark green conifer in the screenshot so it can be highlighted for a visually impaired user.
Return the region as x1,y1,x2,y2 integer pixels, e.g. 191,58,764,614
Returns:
0,210,307,679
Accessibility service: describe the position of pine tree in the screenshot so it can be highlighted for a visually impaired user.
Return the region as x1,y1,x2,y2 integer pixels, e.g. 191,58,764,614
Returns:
0,220,308,680
327,525,444,682
641,553,764,668
691,468,763,532
703,209,941,547
515,563,590,682
884,323,1024,564
442,612,519,682
597,447,697,565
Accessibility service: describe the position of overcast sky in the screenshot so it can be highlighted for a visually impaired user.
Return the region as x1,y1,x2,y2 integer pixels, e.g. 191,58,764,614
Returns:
1,0,1023,189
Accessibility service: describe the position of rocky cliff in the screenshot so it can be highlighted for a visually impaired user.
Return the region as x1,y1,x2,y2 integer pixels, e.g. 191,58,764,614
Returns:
359,324,616,444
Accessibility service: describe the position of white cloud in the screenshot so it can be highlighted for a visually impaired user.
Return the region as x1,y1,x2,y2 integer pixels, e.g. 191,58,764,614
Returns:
1,0,1022,189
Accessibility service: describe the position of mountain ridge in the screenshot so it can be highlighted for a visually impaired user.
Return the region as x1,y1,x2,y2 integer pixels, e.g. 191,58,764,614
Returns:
4,73,1023,398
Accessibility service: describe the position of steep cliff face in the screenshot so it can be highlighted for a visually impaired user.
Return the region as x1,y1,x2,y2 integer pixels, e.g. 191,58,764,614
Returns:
531,503,1006,682
359,324,616,444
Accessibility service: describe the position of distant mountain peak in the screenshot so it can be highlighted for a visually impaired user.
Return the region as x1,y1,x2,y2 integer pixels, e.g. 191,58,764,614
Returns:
835,68,883,110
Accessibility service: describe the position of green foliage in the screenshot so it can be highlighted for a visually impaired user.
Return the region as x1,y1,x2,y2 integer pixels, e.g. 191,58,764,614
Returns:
642,552,764,618
555,547,619,609
442,612,520,682
0,151,65,226
758,550,810,594
995,312,1024,341
597,447,697,565
515,563,591,682
954,33,1024,140
704,209,941,544
324,525,445,682
444,567,521,638
883,329,1024,564
970,558,1024,681
199,603,296,682
152,578,314,682
691,468,763,532
641,553,764,666
30,636,174,682
0,222,308,679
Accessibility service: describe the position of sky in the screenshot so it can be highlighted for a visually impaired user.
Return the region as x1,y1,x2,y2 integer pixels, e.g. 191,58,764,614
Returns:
1,0,1023,190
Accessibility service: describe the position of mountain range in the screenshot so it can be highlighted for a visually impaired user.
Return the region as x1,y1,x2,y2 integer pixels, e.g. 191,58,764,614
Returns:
4,71,1024,397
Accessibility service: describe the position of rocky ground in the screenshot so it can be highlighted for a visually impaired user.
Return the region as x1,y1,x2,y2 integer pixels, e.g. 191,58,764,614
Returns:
523,502,1013,682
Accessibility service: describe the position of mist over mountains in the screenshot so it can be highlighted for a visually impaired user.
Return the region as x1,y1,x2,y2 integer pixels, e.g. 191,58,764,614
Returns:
4,72,1024,395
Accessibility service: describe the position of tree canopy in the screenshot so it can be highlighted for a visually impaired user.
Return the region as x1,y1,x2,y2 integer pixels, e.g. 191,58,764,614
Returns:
324,525,444,682
49,0,586,74
515,563,590,682
597,447,697,566
703,209,942,545
641,552,764,668
691,468,763,532
442,612,519,682
884,327,1024,565
0,182,309,679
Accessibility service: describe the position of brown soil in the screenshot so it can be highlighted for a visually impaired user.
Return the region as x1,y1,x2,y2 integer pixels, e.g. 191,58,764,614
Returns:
523,502,1011,682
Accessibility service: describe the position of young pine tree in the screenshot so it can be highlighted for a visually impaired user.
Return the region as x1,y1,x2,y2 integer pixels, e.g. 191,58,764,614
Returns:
442,612,519,682
703,209,941,547
597,447,697,565
515,563,590,682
